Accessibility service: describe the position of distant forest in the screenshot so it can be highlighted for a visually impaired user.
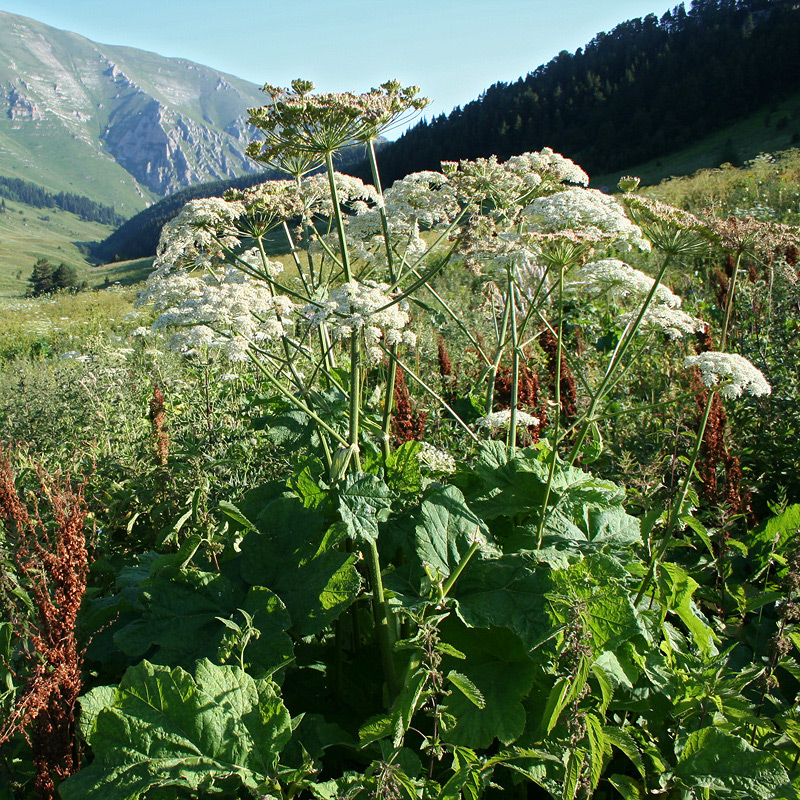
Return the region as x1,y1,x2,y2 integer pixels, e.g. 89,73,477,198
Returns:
97,0,800,262
350,0,800,184
0,176,125,226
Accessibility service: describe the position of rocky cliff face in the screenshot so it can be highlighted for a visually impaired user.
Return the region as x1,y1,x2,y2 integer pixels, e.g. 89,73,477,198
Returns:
0,10,268,207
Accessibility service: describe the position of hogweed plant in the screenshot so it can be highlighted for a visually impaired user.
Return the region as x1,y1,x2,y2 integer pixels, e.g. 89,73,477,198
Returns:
51,81,800,800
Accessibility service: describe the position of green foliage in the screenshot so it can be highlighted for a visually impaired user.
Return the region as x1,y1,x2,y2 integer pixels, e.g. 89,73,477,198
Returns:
61,660,292,799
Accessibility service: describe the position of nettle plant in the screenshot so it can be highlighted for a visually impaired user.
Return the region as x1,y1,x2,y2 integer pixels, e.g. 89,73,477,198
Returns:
58,82,798,800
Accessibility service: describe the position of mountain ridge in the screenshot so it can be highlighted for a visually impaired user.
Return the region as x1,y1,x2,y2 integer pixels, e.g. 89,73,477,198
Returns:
0,9,267,210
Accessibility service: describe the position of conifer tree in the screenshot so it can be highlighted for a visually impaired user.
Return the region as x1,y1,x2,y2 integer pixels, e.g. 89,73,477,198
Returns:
28,258,54,296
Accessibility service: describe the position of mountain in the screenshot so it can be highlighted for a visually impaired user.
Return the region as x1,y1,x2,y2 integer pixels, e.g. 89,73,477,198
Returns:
0,10,268,214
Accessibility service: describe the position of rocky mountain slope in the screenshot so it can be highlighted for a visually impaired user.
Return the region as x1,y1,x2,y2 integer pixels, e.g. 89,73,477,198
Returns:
0,10,267,214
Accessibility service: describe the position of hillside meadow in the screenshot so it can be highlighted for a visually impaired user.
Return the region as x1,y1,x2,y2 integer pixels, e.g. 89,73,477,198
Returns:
2,85,800,800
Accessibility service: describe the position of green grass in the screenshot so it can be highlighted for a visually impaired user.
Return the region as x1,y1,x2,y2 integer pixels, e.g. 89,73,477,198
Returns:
0,198,155,296
591,91,800,189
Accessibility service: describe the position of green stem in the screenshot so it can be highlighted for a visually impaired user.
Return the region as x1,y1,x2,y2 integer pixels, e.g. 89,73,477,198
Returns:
348,335,362,467
367,138,396,283
281,220,311,296
508,267,520,453
381,346,398,463
635,390,716,604
382,345,480,444
567,252,674,465
407,268,490,365
246,351,348,446
441,541,481,600
325,151,352,282
366,539,399,703
536,265,565,549
484,296,512,414
720,250,743,350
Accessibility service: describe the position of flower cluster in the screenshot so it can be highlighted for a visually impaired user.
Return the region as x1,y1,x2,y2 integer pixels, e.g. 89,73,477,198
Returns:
149,197,246,281
304,280,415,364
416,442,457,474
504,148,589,188
619,305,707,340
573,258,680,307
685,352,772,399
476,409,540,431
525,188,651,251
382,171,460,227
138,265,295,360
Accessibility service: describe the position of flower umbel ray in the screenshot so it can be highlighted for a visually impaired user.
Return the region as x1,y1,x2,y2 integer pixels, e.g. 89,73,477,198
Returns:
247,79,429,161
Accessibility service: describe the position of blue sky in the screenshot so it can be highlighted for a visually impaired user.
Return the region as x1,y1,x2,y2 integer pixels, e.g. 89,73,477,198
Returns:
1,0,677,133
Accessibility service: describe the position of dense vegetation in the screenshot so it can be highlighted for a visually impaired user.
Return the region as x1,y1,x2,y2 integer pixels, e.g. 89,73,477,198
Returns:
0,176,125,227
2,72,800,800
362,0,800,185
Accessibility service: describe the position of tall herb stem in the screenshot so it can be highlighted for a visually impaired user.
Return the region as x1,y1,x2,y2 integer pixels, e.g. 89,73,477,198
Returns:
536,264,565,549
567,252,674,464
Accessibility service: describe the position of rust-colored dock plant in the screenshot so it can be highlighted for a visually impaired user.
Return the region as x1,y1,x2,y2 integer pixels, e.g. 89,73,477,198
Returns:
0,448,89,800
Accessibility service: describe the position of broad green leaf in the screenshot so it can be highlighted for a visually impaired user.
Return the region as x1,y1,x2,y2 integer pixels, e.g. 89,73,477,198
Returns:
218,500,257,532
77,685,117,743
412,485,497,583
440,622,537,748
60,660,291,800
602,727,646,779
548,554,644,652
240,496,361,636
539,677,571,735
385,441,423,495
338,473,392,545
112,567,243,666
239,587,294,675
452,553,553,649
675,727,789,798
585,714,606,789
564,749,585,800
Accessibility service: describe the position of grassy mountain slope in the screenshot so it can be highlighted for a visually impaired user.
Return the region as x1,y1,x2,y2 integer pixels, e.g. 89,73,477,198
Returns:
0,10,268,209
591,90,800,188
0,198,115,296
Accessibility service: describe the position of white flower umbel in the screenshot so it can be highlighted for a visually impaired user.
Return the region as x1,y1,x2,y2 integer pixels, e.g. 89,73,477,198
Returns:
476,409,540,430
417,442,457,474
139,264,295,358
525,187,651,251
149,197,246,281
572,258,681,308
382,170,460,227
620,305,707,339
504,148,589,188
685,352,772,399
305,280,414,364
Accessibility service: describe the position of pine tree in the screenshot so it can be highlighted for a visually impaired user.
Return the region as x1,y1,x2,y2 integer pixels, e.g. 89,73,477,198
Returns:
52,263,79,291
27,258,55,297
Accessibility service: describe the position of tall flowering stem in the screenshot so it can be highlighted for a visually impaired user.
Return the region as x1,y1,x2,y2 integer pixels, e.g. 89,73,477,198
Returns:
507,266,520,453
720,250,743,350
325,151,354,283
0,451,89,800
566,252,674,464
536,263,565,549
